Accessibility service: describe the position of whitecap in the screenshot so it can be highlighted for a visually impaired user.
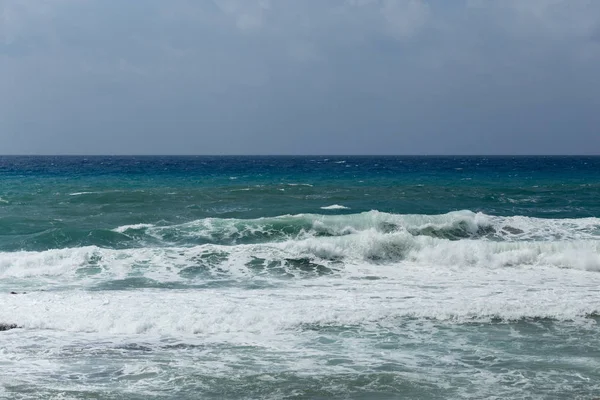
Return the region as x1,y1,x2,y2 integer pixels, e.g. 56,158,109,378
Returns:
113,223,154,233
320,205,350,210
69,192,96,196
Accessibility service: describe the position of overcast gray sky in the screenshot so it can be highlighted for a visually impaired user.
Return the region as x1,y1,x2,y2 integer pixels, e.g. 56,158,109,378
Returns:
1,0,599,155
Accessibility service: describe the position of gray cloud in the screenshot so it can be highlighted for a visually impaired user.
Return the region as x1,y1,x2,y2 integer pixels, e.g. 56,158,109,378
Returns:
1,0,599,154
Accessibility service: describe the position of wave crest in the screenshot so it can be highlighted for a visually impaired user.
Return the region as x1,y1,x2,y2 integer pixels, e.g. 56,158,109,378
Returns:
113,210,600,245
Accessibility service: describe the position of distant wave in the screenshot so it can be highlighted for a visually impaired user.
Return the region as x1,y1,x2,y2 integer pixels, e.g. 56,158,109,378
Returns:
69,192,97,196
69,190,123,196
320,205,350,210
112,223,154,233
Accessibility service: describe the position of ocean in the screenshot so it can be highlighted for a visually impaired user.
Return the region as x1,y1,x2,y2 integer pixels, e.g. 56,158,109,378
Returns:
1,156,599,399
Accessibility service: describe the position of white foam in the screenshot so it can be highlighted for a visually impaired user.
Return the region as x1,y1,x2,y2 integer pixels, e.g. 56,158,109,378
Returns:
320,204,350,210
69,192,96,196
1,261,599,338
1,231,599,295
281,230,600,271
113,223,154,233
69,190,123,196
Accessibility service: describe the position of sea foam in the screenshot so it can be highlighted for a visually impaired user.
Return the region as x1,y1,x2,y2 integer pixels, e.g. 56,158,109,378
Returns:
320,204,350,210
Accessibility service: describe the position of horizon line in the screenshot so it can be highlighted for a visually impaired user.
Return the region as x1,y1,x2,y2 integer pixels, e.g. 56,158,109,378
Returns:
0,153,600,157
1,154,600,157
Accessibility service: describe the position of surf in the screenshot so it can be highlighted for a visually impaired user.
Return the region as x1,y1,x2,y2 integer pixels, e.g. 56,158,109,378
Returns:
111,210,600,245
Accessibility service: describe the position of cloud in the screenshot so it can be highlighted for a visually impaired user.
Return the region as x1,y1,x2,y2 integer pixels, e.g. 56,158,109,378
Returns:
380,0,430,39
214,0,271,32
468,0,600,39
1,0,599,154
0,0,83,45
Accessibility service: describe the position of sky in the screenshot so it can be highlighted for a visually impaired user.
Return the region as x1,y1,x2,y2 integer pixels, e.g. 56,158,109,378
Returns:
1,0,599,155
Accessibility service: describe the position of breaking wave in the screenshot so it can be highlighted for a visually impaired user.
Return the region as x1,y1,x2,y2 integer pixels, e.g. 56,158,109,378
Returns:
112,210,600,245
0,210,598,292
1,223,599,288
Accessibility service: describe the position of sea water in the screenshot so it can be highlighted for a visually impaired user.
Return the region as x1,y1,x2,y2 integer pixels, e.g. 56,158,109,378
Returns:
0,156,599,399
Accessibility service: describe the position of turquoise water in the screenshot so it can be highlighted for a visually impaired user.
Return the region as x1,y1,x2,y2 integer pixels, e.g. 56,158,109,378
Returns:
1,156,599,399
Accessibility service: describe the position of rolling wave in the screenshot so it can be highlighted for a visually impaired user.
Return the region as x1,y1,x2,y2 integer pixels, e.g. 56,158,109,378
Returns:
113,210,600,245
1,210,598,291
3,211,599,252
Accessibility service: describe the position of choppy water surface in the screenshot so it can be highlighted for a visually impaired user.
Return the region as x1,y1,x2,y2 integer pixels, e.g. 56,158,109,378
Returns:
1,156,599,399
